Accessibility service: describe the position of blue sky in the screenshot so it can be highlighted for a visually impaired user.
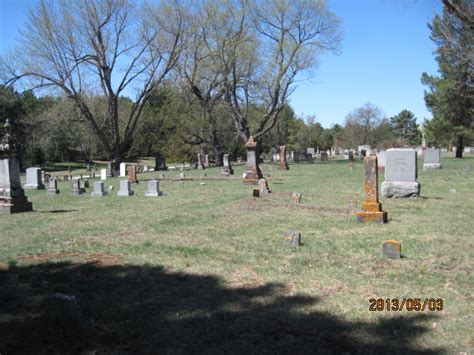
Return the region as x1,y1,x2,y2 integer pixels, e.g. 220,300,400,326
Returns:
0,0,442,128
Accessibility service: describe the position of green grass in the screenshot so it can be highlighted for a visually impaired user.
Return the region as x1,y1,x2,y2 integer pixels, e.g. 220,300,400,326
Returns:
1,155,473,353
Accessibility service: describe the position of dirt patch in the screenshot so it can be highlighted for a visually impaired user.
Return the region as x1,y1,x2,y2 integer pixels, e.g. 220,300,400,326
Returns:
17,252,123,266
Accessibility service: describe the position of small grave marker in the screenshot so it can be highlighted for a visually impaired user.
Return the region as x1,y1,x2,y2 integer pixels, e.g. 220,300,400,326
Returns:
382,240,401,259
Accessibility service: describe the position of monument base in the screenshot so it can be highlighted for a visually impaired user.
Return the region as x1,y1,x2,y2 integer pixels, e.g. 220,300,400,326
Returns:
381,181,420,198
423,163,442,170
145,191,162,197
0,196,33,214
242,168,262,185
356,210,387,223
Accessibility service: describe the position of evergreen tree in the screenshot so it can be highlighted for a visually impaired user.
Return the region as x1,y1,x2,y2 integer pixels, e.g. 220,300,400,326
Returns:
421,1,474,158
389,110,421,146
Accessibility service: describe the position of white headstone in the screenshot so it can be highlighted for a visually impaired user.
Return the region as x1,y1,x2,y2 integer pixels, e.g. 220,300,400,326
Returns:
120,163,126,177
24,167,45,189
100,168,107,181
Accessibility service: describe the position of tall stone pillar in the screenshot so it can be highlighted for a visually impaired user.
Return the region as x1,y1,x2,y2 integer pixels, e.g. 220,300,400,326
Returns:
355,156,387,223
278,145,289,170
243,136,263,185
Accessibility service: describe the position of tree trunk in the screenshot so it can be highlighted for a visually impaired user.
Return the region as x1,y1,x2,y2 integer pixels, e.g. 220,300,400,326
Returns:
455,135,463,158
210,129,224,166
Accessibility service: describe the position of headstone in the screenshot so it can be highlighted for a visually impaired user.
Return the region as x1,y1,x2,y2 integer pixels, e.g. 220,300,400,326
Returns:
100,168,107,181
127,165,137,183
63,175,69,181
155,154,167,171
145,180,162,197
222,154,234,175
293,152,300,163
355,156,388,223
283,229,301,248
243,136,263,185
258,178,270,195
120,163,126,177
382,149,420,198
423,148,442,170
252,188,260,197
83,179,89,188
107,161,114,177
117,180,134,196
203,154,210,168
24,167,45,189
197,154,205,170
320,152,328,161
272,153,279,162
79,179,87,193
47,177,60,195
0,121,33,214
382,240,401,259
278,145,289,170
377,150,386,170
91,181,107,197
71,178,82,195
291,192,302,204
306,147,315,157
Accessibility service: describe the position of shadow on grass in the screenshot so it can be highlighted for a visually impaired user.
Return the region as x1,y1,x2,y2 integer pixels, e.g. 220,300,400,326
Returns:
0,262,442,354
36,210,79,214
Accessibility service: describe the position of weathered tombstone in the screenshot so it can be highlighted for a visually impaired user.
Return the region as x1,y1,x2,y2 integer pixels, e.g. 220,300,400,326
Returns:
197,154,205,170
306,147,315,157
0,120,33,214
120,163,126,177
143,164,149,172
100,168,107,181
203,154,210,168
43,172,50,183
155,154,167,171
24,167,45,189
382,240,401,259
47,177,60,195
91,181,107,197
258,178,270,195
278,145,289,170
117,180,134,196
377,150,386,170
127,165,137,183
320,152,328,161
84,179,90,188
293,152,300,163
107,161,114,177
355,156,388,223
291,192,302,204
63,174,69,181
222,154,234,175
423,148,442,170
145,180,162,197
79,179,87,193
382,149,420,198
283,229,301,248
243,136,263,185
71,178,82,195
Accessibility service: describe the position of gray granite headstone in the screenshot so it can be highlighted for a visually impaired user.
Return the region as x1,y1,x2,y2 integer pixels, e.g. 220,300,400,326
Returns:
293,152,300,163
91,181,107,196
47,177,60,195
423,149,442,170
382,148,420,198
382,240,401,259
197,154,205,170
71,178,82,195
377,150,386,169
145,180,162,197
222,154,234,175
24,167,45,189
283,229,301,248
117,180,134,196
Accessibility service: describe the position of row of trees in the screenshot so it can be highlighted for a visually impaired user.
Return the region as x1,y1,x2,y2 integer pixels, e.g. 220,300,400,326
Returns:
1,83,422,167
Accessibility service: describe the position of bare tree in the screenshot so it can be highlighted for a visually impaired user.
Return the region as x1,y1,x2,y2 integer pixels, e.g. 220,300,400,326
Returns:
1,0,187,166
217,0,342,146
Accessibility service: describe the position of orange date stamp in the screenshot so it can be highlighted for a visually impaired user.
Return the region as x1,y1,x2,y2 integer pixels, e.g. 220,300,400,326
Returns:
369,298,444,312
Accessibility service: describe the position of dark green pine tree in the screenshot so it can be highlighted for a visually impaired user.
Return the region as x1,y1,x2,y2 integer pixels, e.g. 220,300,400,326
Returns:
389,110,421,146
421,1,474,158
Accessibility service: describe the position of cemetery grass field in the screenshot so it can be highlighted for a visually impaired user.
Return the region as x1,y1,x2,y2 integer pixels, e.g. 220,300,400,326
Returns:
1,156,473,354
